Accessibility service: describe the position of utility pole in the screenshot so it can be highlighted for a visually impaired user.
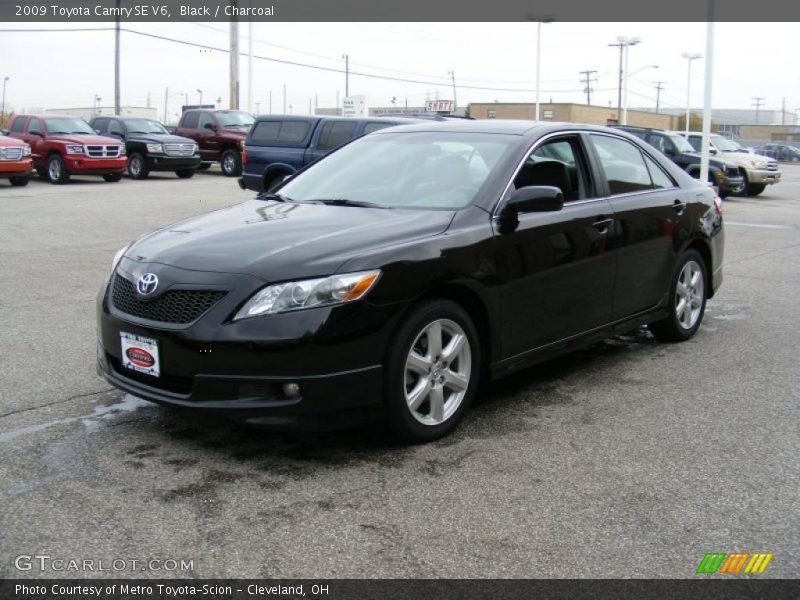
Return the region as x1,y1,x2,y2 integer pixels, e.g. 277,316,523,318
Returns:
1,77,9,119
448,70,458,111
268,90,272,114
579,70,598,105
342,54,349,97
229,8,240,110
283,84,286,113
163,87,168,123
114,0,121,114
654,81,666,113
609,41,625,123
308,98,312,115
247,18,253,113
781,97,785,126
751,96,764,124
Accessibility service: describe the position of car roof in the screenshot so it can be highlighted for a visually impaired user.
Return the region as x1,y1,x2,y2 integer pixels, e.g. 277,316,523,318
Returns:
16,114,80,119
370,119,624,137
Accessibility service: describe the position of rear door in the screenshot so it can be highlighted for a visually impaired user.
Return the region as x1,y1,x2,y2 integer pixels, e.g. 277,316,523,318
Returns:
587,133,689,319
26,118,47,166
195,112,218,160
493,133,617,357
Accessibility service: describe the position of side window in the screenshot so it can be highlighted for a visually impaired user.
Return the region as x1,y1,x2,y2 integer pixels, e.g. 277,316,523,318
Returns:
197,113,215,130
645,133,667,153
28,119,43,135
10,117,27,133
277,121,310,143
513,136,590,202
251,121,281,143
363,121,392,134
108,120,124,136
181,112,199,129
316,121,358,152
589,135,653,195
686,136,702,152
643,154,676,189
92,118,108,133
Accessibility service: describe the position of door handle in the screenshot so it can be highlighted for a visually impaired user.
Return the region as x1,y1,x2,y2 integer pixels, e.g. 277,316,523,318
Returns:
592,217,613,234
673,199,686,215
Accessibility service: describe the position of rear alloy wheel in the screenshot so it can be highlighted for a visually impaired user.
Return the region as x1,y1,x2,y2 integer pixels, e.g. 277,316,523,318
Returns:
650,249,707,342
46,154,70,184
103,173,123,182
9,176,30,187
220,149,242,177
175,169,195,179
127,152,149,179
386,300,480,442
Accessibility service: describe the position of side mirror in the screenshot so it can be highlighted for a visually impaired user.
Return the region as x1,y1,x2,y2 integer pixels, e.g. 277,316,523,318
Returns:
709,147,718,155
203,123,216,131
503,186,564,215
29,131,43,137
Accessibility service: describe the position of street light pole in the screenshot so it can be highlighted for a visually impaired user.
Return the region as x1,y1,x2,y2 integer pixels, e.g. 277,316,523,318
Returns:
342,54,350,98
1,77,9,120
197,89,203,107
682,52,703,136
448,70,458,112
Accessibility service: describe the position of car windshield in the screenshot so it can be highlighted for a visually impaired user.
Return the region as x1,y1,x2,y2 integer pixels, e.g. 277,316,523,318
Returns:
711,135,742,152
277,131,518,210
669,135,696,153
45,118,94,134
122,118,169,134
216,111,254,128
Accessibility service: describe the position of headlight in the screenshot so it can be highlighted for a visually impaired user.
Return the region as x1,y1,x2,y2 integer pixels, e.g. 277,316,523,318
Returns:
66,145,85,155
22,145,31,157
234,270,381,320
110,245,129,275
193,143,199,154
119,145,126,155
146,143,163,153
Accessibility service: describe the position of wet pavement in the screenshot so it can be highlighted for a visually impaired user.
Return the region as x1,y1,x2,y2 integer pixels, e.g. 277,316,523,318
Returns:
1,166,798,578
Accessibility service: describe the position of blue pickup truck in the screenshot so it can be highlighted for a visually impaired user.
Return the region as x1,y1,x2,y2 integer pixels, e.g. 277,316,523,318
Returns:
238,115,412,193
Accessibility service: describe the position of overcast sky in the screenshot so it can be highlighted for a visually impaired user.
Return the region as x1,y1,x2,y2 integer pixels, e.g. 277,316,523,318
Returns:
1,22,798,122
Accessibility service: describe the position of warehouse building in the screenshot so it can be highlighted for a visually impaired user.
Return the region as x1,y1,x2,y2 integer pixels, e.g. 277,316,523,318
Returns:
469,102,679,129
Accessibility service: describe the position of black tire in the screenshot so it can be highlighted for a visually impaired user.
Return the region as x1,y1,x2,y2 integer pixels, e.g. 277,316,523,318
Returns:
745,183,766,196
103,173,123,182
175,169,195,179
46,154,70,184
649,249,708,343
196,162,212,171
127,152,149,179
220,149,242,177
9,176,30,187
384,300,481,443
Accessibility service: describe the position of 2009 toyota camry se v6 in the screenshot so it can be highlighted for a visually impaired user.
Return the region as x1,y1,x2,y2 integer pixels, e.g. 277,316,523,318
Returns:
97,120,724,442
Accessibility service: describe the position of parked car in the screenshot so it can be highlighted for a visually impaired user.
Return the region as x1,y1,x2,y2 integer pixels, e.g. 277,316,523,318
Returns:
239,116,416,193
759,143,800,162
616,126,744,197
97,121,723,442
7,115,126,184
174,109,254,177
0,135,33,187
681,132,780,196
89,116,201,180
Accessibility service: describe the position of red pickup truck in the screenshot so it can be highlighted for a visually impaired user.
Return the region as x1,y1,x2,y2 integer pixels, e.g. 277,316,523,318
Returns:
174,109,254,177
0,135,33,187
8,115,127,184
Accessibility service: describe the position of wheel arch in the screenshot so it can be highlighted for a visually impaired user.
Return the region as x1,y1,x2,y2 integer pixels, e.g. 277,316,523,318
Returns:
684,237,715,298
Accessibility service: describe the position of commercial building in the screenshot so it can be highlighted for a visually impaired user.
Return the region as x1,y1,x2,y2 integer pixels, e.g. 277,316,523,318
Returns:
469,102,679,129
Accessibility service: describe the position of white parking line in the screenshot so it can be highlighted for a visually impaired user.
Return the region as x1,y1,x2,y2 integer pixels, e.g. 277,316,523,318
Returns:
725,221,794,230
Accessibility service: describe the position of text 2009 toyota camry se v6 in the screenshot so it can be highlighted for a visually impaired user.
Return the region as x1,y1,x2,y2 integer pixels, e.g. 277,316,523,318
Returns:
97,121,723,442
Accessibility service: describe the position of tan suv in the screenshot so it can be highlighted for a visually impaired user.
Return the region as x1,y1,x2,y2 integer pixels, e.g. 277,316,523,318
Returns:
682,132,781,196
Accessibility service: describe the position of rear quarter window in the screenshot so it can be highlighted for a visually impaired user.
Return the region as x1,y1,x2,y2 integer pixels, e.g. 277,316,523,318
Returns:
316,121,358,152
250,120,311,146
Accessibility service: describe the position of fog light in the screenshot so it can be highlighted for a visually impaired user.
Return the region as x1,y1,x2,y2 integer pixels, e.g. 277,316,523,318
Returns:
282,383,301,398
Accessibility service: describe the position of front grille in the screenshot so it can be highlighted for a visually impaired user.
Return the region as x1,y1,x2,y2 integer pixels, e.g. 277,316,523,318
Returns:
111,274,226,325
85,145,122,158
164,143,196,157
108,354,193,395
726,166,740,178
0,147,23,161
766,162,778,172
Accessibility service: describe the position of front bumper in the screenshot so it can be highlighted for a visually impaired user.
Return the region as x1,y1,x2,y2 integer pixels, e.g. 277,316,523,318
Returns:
96,265,403,429
146,155,202,171
65,156,127,174
716,174,745,194
747,169,781,185
0,159,33,177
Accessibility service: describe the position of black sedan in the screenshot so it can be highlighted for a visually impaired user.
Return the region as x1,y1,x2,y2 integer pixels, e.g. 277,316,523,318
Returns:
97,121,724,442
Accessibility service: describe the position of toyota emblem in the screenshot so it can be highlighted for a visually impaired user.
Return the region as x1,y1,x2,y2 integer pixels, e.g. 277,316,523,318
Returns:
136,273,159,295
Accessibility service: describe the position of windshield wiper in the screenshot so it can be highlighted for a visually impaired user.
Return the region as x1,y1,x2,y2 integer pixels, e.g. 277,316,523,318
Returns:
310,198,391,209
257,192,291,202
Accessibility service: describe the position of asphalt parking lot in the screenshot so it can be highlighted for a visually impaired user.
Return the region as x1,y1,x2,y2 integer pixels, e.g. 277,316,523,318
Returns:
0,165,798,579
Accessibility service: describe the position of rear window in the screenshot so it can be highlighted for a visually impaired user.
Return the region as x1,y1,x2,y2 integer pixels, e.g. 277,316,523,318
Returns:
316,121,358,152
181,112,199,129
10,117,27,133
250,120,311,145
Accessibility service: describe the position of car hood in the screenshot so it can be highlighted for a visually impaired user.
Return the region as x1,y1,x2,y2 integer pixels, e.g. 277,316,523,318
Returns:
0,135,26,148
126,133,196,145
49,133,123,145
126,199,456,281
717,150,774,167
682,151,734,170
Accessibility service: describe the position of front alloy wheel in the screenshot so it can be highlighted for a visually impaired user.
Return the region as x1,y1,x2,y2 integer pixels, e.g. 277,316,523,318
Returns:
386,300,480,442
